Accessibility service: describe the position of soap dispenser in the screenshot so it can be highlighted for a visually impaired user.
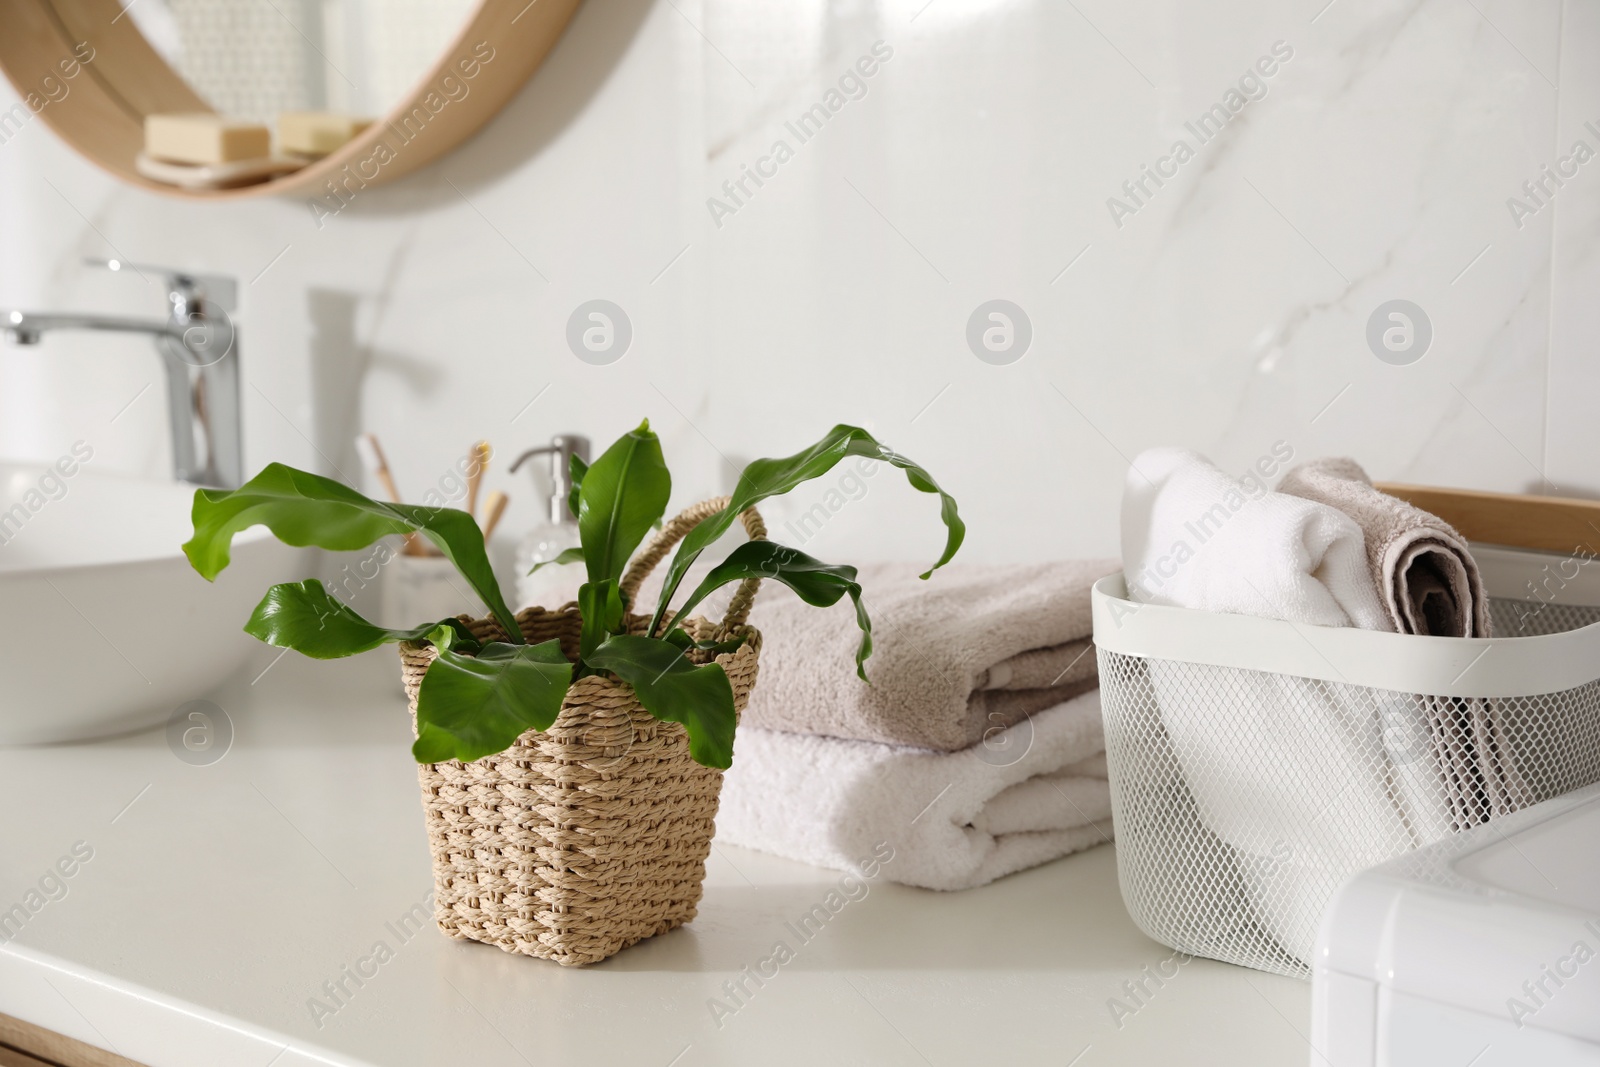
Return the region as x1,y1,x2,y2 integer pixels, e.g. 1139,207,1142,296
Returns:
509,434,590,610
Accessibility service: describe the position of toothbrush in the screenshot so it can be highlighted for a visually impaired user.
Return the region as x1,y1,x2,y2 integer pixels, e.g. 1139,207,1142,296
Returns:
355,433,423,556
481,490,509,542
465,440,490,518
355,433,403,503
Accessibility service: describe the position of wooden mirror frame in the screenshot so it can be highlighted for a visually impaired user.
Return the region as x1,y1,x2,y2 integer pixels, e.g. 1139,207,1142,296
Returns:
0,0,580,200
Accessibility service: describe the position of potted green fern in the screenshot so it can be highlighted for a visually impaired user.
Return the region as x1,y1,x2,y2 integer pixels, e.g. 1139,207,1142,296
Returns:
183,421,961,964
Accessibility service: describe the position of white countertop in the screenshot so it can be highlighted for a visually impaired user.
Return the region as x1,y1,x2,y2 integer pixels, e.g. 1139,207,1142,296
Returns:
0,651,1310,1067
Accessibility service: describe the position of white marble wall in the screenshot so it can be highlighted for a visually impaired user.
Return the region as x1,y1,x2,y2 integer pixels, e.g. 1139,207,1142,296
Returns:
1549,0,1600,497
0,0,1589,568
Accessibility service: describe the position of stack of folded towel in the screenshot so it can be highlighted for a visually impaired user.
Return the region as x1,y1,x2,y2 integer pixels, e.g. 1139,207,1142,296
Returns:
714,560,1121,891
1120,447,1517,963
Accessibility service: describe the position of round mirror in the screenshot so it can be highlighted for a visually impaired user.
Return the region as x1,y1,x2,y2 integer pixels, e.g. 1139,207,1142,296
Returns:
0,0,579,199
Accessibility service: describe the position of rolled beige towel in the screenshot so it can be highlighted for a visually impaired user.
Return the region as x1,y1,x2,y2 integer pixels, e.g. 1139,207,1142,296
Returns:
1277,458,1532,822
1276,457,1491,637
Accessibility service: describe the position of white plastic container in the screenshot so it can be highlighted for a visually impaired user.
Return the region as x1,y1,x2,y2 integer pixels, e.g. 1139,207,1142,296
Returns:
1312,780,1600,1065
1091,545,1600,977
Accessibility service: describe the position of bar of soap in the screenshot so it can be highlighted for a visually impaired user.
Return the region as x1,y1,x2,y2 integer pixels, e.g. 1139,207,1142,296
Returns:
278,112,373,157
145,113,270,165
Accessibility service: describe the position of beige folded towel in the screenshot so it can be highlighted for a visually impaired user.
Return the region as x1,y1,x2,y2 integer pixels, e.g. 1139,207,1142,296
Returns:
1276,457,1491,637
742,560,1119,750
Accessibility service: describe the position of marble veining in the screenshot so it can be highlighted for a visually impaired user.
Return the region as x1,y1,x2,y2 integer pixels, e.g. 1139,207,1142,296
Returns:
0,0,1588,569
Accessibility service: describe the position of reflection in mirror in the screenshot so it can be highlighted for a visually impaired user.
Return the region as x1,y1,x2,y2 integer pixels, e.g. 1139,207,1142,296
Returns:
125,0,478,122
0,0,580,198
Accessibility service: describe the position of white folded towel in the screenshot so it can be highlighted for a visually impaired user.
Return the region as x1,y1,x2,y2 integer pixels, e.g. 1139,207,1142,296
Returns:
1117,447,1443,966
716,691,1113,891
1120,445,1392,629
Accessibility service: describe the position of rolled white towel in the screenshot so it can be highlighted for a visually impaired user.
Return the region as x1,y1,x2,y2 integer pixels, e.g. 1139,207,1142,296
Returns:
716,691,1112,892
1120,445,1392,630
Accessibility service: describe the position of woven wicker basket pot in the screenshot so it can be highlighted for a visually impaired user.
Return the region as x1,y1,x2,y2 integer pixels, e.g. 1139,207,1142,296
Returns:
398,499,765,966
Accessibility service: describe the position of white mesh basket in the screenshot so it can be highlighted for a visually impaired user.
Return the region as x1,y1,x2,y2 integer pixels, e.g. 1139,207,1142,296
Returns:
1092,544,1600,978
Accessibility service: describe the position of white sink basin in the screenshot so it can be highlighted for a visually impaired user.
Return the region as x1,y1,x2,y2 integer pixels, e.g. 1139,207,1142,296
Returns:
0,461,302,744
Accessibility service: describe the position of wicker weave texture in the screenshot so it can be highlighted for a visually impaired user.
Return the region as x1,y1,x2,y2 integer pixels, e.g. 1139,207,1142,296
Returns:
399,500,764,966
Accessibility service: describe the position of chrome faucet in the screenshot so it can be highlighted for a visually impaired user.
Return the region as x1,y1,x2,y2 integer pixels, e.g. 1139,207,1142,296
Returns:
2,259,242,488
